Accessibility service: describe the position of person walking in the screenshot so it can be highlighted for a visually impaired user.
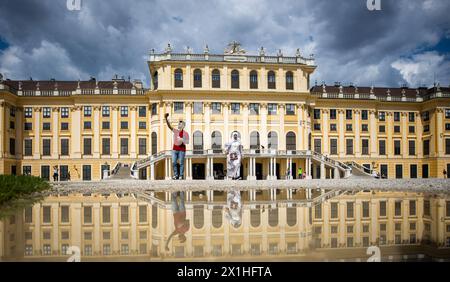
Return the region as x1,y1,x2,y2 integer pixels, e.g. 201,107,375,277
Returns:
165,113,189,180
53,166,59,182
298,167,303,179
444,169,447,179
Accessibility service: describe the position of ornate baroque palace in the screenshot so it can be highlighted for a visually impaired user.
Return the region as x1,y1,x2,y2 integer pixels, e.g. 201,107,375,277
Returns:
0,42,450,181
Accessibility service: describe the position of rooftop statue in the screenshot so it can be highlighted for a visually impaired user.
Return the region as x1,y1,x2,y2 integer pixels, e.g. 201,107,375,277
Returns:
224,40,246,55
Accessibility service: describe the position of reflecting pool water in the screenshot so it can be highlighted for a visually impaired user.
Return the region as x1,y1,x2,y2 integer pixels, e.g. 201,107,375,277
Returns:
1,188,450,262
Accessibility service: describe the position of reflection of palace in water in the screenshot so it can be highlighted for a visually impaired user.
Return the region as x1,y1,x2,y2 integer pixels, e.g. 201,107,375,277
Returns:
1,190,450,261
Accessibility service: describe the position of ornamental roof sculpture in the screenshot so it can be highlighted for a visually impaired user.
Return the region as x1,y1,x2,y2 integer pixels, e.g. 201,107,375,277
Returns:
224,41,246,55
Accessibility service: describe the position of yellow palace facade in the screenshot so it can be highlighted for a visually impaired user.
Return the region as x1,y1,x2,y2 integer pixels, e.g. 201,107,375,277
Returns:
0,42,450,181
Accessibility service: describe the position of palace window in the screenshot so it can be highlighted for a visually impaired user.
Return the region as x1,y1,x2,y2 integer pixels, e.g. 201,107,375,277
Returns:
43,122,51,131
193,102,203,114
446,139,450,155
423,140,430,155
102,138,110,155
409,140,416,156
120,106,128,117
361,110,368,120
286,104,295,115
394,140,401,155
102,106,110,117
249,70,258,89
42,139,51,156
346,124,353,132
211,102,221,114
139,138,147,155
174,102,184,113
330,109,337,120
445,109,450,119
409,112,415,122
84,121,91,130
268,103,277,115
330,139,338,155
396,165,403,179
84,106,92,117
83,138,92,155
120,138,128,155
151,132,158,155
120,121,128,130
314,124,321,131
24,140,32,156
193,131,204,152
330,124,337,131
249,103,259,115
43,107,51,118
346,110,353,120
394,125,400,133
102,121,110,130
151,103,158,116
424,124,430,132
286,132,296,151
139,121,146,130
285,71,294,90
25,107,33,118
362,124,368,132
193,69,202,88
379,201,387,217
394,112,400,122
362,139,369,155
231,70,240,89
211,69,220,88
379,125,386,133
152,71,158,90
138,106,146,117
211,131,222,152
61,107,69,118
24,122,32,131
61,139,69,156
268,132,278,150
379,111,386,121
313,109,321,120
409,126,415,134
250,132,260,150
174,68,183,88
422,111,430,121
379,140,386,155
267,71,276,89
445,123,450,131
231,103,240,114
314,139,321,153
346,139,353,155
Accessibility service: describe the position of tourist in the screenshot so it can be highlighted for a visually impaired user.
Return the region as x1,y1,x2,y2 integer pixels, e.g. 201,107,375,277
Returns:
53,166,59,182
225,131,243,180
165,113,189,180
67,171,71,181
444,169,447,179
225,190,242,228
165,191,190,251
298,167,303,179
286,167,290,179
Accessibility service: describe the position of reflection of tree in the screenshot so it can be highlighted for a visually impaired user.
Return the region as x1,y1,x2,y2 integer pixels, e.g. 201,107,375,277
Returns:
0,175,50,219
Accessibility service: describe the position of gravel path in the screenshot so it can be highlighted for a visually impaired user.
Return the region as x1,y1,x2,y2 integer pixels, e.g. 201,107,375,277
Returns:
48,179,450,195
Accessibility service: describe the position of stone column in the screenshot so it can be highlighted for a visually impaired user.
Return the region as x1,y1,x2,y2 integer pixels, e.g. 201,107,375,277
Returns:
386,112,393,156
369,110,378,157
261,103,268,150
93,106,101,158
204,102,211,150
33,107,42,158
279,104,286,150
354,110,361,157
243,103,249,149
130,106,137,159
111,106,119,158
223,102,229,144
436,108,444,156
185,102,193,151
322,109,329,155
165,102,172,151
338,109,345,157
401,112,408,158
93,203,101,255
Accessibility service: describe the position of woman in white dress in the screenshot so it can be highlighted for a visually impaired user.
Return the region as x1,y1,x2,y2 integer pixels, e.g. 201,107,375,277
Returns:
225,131,243,180
225,190,242,228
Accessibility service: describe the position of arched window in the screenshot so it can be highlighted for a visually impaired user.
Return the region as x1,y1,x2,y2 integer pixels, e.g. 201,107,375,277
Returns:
212,207,223,228
249,70,258,89
174,68,183,88
267,71,276,89
268,131,278,150
151,132,158,155
193,69,202,88
250,131,260,150
250,209,261,228
286,132,296,151
212,69,220,88
193,205,204,229
268,208,279,227
193,131,204,154
231,70,240,89
211,131,222,153
287,207,297,227
153,71,158,90
286,71,294,90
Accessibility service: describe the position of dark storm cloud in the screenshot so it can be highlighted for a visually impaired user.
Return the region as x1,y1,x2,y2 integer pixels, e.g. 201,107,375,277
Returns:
0,0,449,87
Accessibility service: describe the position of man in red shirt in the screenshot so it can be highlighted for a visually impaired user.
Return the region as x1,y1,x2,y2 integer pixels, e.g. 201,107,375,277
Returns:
165,191,190,252
165,113,190,180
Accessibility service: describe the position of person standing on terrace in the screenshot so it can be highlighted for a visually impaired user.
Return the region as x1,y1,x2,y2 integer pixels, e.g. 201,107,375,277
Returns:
165,113,190,180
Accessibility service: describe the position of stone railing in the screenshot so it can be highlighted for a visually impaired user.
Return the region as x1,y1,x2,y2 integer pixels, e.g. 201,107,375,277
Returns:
312,91,450,102
0,85,146,97
149,52,316,66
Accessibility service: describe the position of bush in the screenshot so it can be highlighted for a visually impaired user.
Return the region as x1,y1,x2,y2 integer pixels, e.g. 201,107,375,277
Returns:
0,175,50,218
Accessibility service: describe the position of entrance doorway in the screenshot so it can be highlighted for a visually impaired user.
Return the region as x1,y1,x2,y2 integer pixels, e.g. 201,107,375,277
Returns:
213,163,225,180
193,163,205,180
256,163,263,180
291,163,297,179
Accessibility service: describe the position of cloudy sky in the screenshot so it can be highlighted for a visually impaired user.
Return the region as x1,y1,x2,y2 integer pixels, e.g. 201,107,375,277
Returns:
0,0,449,88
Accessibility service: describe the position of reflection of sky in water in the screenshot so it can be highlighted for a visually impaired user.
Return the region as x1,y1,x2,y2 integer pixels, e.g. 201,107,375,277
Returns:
1,189,449,262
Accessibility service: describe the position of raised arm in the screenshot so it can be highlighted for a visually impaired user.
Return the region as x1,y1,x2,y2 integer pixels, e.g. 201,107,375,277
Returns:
165,230,178,251
164,113,174,131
